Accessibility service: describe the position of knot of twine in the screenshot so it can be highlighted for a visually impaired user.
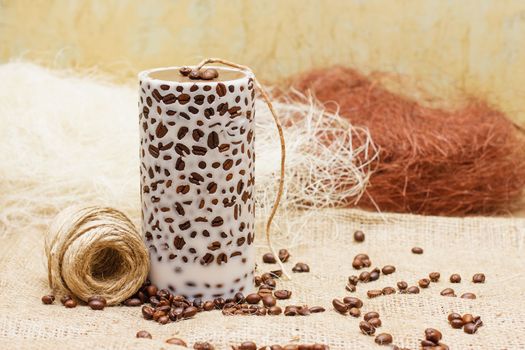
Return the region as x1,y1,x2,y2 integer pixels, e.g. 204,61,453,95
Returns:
45,206,149,305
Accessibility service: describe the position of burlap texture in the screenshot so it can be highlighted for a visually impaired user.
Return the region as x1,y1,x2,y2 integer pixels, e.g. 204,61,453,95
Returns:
0,209,523,349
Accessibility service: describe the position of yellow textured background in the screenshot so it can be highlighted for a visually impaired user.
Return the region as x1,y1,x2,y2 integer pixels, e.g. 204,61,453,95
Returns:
1,0,525,122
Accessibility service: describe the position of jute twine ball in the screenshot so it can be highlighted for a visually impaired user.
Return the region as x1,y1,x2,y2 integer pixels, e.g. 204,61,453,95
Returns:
45,206,149,305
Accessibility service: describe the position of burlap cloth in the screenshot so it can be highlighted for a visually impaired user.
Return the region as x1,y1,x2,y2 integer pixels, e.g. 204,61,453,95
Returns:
0,209,523,350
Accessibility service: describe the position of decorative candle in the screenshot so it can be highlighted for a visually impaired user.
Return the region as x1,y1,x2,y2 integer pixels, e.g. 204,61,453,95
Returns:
138,66,256,300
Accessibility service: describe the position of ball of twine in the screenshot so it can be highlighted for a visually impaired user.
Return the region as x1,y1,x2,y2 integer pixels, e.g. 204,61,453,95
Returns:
45,206,149,305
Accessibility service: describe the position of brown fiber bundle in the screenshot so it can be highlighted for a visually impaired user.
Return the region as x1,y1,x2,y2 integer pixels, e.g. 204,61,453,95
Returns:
291,66,525,216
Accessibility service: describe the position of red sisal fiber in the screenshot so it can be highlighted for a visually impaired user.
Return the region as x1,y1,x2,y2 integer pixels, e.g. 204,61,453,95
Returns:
291,66,525,216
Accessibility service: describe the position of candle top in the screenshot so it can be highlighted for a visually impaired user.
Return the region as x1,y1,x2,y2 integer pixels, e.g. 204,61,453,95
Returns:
148,67,246,83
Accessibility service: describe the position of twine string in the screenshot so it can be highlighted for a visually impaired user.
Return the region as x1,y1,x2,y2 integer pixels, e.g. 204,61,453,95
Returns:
196,58,289,279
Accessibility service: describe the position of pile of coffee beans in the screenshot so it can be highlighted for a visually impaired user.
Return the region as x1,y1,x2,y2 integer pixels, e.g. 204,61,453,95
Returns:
448,312,484,334
332,296,363,317
420,328,449,349
179,66,219,81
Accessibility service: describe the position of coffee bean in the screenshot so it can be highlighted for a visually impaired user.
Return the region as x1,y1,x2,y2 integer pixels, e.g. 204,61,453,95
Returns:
278,249,290,262
88,299,105,310
158,315,170,324
141,305,154,319
364,311,380,321
367,290,383,298
374,333,393,345
369,270,380,281
292,262,310,273
246,293,261,304
309,306,326,313
178,93,191,104
450,274,461,283
332,299,348,314
353,230,365,242
462,313,474,324
123,297,142,306
194,341,215,350
463,322,478,334
346,284,356,292
343,296,363,308
182,306,198,318
461,292,477,299
450,319,464,329
381,265,396,275
359,271,371,282
368,317,382,328
397,281,408,290
349,307,361,317
448,312,462,322
429,272,440,282
188,70,201,80
382,287,396,295
262,295,276,307
440,288,456,297
359,320,376,335
472,273,485,283
274,290,292,300
179,66,192,76
166,337,187,346
162,93,176,104
348,275,359,285
236,341,257,350
424,328,442,343
421,340,437,347
41,295,55,305
64,299,77,308
297,306,310,316
203,300,215,311
284,305,298,316
418,278,430,288
216,83,227,97
60,294,72,305
136,330,152,339
411,247,424,254
200,68,219,80
407,286,420,294
268,306,282,315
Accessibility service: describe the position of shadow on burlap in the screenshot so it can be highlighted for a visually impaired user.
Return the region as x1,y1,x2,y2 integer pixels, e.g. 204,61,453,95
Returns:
0,209,524,349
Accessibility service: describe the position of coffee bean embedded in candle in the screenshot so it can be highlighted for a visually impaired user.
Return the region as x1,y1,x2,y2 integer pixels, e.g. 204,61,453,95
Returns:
440,288,456,297
461,292,477,299
429,272,440,282
354,230,365,242
178,93,191,105
263,253,277,264
292,262,310,273
407,286,420,294
381,265,396,275
450,274,461,283
332,299,348,314
364,311,380,321
424,328,442,343
216,83,227,97
418,278,430,288
200,68,219,80
274,290,292,300
359,321,376,335
136,330,152,339
64,299,77,308
166,337,187,346
41,295,55,305
375,333,393,345
472,273,485,283
278,249,290,262
411,247,424,254
179,66,192,76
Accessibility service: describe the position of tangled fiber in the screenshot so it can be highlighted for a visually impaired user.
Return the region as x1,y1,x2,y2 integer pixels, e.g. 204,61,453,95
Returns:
291,66,525,216
45,206,149,305
0,62,376,244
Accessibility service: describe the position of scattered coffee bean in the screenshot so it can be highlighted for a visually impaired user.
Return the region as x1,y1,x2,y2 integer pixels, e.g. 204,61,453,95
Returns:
352,253,371,270
60,294,72,305
354,230,365,242
462,313,474,324
246,293,261,304
424,328,442,343
463,322,478,334
292,262,310,273
41,295,55,305
166,337,187,346
332,299,348,314
381,265,396,275
407,286,420,294
382,287,396,295
472,273,485,283
234,341,257,350
429,272,440,282
349,307,360,317
418,278,430,288
268,306,282,315
158,315,170,324
460,292,477,299
179,66,192,76
450,319,464,329
274,290,292,300
203,300,215,311
448,312,462,322
367,290,383,298
123,297,142,307
262,295,276,307
88,299,105,310
368,317,382,328
411,247,423,254
359,321,376,335
284,305,298,316
64,299,77,308
309,306,326,313
369,269,380,281
136,330,152,339
440,288,456,297
346,284,356,292
359,271,371,282
364,311,380,321
145,285,158,297
142,305,154,319
450,274,461,283
194,341,215,349
343,296,363,308
262,253,277,264
278,249,290,262
375,333,393,345
348,275,359,285
397,281,408,291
